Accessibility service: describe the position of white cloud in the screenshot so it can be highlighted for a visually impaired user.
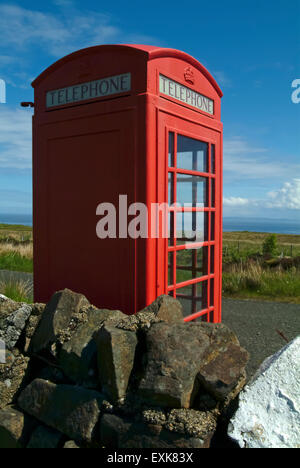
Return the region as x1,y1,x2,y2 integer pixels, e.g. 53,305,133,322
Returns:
0,4,117,57
0,55,17,66
0,107,33,170
213,71,232,88
0,4,157,58
224,180,300,214
267,179,300,210
223,137,300,181
223,197,250,207
224,137,267,156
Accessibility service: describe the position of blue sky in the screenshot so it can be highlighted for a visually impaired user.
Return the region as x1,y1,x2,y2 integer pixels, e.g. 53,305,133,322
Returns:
0,0,299,220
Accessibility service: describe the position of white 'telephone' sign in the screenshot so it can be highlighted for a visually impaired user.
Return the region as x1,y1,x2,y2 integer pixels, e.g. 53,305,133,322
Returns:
159,74,214,115
46,73,131,108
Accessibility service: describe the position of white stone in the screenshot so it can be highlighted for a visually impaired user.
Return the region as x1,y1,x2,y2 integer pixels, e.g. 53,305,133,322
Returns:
0,338,5,364
0,294,9,301
228,337,300,448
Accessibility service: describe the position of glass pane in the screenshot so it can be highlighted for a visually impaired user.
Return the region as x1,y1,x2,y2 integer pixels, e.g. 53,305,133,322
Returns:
211,178,215,207
177,135,208,172
201,280,208,309
210,245,215,274
211,212,215,241
176,211,208,245
175,281,208,318
210,278,214,307
175,284,197,317
168,173,174,205
168,252,174,286
177,174,208,207
176,250,193,283
168,132,174,167
211,144,215,174
197,246,209,276
168,212,174,246
176,247,208,283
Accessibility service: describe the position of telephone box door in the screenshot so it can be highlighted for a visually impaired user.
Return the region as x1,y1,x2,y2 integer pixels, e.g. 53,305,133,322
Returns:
157,112,222,322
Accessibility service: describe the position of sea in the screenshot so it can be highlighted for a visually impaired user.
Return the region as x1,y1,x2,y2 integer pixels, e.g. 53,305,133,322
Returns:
223,217,300,235
0,213,33,227
0,213,299,235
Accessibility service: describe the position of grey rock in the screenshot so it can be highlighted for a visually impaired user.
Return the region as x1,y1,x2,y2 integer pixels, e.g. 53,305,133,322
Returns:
64,440,80,448
0,348,29,409
30,289,90,355
164,408,218,439
23,303,45,354
109,295,183,332
141,294,183,324
197,342,249,402
96,326,138,403
0,295,19,317
0,406,37,448
18,378,105,442
139,322,238,408
58,308,122,387
100,413,215,449
27,425,64,448
37,365,67,385
0,303,32,350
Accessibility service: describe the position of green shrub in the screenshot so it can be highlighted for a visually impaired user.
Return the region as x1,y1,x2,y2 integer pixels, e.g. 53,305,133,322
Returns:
262,234,278,257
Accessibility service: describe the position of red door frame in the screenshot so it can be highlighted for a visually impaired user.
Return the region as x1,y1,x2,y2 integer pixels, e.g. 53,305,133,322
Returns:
157,110,222,323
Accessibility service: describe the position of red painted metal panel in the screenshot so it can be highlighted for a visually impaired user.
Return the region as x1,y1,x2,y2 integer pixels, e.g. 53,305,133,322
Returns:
32,44,223,320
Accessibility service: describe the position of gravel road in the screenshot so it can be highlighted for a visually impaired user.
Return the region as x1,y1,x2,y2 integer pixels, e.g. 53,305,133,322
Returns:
222,298,300,380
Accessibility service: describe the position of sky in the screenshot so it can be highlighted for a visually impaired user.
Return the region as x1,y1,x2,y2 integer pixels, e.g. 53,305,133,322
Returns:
0,0,299,221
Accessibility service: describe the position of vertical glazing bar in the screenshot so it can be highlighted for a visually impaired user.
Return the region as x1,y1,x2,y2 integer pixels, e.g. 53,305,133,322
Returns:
173,133,177,297
207,144,211,321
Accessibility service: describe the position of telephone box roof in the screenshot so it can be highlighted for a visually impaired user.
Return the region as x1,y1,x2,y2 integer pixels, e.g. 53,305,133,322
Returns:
31,44,223,97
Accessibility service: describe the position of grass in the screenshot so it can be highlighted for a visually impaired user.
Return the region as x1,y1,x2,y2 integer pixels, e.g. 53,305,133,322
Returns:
0,226,33,301
222,261,300,304
0,243,33,272
0,223,32,232
0,252,33,273
0,278,33,303
0,225,33,272
223,231,300,258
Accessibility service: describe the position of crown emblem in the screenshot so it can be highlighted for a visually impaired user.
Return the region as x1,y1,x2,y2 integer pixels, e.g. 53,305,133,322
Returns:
184,67,195,85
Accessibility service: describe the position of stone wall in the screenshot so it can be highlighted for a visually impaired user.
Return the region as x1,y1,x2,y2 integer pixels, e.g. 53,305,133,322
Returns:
0,290,249,448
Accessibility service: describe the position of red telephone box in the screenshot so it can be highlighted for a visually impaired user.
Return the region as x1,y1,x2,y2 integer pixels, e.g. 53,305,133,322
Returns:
32,44,223,322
